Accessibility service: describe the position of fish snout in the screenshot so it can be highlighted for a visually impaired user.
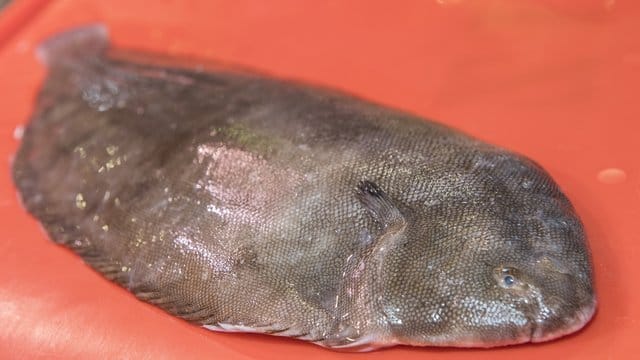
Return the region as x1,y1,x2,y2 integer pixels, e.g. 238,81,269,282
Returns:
529,296,596,342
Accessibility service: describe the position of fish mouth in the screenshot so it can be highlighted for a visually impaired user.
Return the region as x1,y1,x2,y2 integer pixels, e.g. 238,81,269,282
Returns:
529,298,597,343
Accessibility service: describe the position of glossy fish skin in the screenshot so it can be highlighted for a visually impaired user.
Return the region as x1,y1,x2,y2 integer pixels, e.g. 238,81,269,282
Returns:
12,25,595,351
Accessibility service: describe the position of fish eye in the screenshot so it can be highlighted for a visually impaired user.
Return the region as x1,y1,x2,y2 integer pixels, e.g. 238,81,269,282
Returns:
494,266,521,288
502,274,515,287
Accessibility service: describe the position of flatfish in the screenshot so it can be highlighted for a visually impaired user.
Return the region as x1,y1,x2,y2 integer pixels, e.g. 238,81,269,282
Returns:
12,25,596,351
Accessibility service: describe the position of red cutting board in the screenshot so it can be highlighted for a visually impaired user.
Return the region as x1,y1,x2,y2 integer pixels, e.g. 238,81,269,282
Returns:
0,0,638,359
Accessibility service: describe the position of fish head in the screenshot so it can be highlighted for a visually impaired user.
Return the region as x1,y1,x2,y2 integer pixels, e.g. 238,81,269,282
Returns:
373,153,596,347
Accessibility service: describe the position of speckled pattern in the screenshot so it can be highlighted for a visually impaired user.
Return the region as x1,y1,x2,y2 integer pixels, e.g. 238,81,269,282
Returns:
12,25,595,351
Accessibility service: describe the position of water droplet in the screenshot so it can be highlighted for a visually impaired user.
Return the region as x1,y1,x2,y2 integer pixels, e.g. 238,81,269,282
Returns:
597,168,627,184
75,193,86,209
106,145,118,156
436,0,461,5
13,125,24,140
521,179,534,189
73,146,87,158
604,0,616,11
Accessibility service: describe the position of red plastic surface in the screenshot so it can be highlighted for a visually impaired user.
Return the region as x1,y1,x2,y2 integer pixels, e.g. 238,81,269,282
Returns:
0,1,638,359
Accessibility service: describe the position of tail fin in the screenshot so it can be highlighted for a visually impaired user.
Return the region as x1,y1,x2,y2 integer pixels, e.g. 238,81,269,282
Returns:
36,24,109,67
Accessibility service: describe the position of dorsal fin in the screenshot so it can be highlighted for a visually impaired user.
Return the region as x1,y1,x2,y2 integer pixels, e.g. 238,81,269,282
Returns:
356,180,405,231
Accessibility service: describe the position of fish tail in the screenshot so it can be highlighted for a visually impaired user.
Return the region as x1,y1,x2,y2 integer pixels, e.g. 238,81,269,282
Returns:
36,24,109,67
14,25,110,248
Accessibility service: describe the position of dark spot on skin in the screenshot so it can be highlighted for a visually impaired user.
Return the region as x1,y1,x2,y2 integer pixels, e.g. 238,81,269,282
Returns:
358,180,385,198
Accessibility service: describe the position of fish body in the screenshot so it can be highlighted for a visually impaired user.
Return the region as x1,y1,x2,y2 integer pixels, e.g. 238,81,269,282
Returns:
12,25,595,351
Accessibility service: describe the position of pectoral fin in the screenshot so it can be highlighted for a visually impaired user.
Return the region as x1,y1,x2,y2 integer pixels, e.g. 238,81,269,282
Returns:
356,180,406,231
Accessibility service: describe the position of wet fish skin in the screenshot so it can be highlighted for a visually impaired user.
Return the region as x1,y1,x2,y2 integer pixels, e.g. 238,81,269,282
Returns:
12,25,596,351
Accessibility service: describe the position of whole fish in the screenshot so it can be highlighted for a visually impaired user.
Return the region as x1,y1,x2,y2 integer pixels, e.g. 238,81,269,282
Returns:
12,25,596,351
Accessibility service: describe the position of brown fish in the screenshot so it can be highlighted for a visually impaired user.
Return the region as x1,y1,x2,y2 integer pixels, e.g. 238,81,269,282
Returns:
12,25,596,351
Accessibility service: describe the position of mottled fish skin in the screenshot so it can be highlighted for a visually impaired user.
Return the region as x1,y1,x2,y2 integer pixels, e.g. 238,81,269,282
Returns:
12,25,596,351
